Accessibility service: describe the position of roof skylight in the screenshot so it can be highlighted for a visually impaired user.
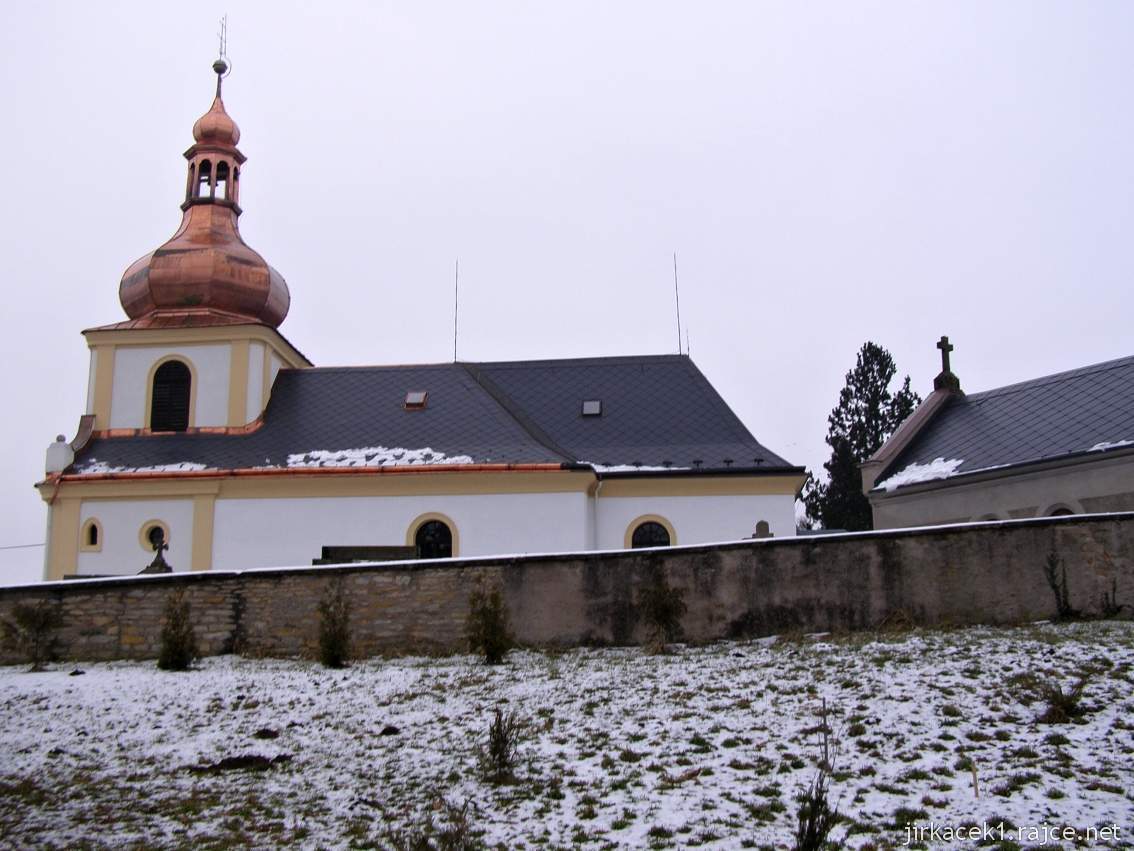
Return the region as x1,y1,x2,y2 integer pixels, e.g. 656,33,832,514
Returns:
582,399,602,417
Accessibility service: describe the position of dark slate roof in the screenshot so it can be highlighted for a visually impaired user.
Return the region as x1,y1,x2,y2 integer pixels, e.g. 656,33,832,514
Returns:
877,354,1134,491
72,355,797,476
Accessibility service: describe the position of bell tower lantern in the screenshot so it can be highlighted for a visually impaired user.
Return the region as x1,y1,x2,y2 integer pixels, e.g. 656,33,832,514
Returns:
184,59,245,210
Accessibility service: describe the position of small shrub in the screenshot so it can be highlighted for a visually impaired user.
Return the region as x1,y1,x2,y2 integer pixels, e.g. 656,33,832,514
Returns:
465,583,513,665
385,798,482,851
638,571,687,653
481,707,522,784
317,580,351,669
792,700,842,851
157,589,198,671
2,600,64,672
1037,677,1088,724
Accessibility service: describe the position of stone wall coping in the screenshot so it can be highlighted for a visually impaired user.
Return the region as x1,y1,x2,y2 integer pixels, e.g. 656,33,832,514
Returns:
3,511,1132,598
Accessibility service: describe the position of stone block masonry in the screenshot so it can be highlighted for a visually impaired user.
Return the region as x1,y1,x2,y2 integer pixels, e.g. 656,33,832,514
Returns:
1,514,1132,665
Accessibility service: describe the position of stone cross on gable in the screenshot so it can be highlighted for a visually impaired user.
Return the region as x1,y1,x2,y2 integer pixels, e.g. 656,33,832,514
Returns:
933,335,962,394
937,335,954,374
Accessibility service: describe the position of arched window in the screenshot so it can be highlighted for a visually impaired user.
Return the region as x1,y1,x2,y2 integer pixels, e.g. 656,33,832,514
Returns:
631,521,671,549
415,520,453,559
196,160,212,197
80,518,102,552
215,161,230,200
1049,507,1074,517
150,361,191,432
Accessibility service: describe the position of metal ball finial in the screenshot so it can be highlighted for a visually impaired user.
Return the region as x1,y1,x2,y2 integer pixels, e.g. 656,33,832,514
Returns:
213,58,229,76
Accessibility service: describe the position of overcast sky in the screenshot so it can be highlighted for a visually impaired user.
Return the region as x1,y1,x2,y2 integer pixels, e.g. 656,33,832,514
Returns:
1,2,1131,582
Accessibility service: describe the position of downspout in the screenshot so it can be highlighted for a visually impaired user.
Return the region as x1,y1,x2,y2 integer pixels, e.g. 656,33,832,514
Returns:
589,477,604,550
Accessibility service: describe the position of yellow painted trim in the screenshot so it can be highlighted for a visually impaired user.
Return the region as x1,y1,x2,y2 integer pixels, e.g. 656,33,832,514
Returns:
227,339,250,427
601,474,806,498
84,325,310,368
44,480,222,500
191,495,215,571
138,518,171,553
406,511,460,558
79,518,103,553
91,345,116,431
624,514,677,549
51,470,594,502
143,355,198,430
47,499,80,581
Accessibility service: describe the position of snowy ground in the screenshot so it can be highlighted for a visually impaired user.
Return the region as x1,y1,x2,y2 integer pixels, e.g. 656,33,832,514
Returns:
1,621,1132,849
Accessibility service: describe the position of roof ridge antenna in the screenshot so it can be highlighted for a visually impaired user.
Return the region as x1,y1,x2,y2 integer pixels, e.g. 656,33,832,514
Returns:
673,251,683,355
453,258,459,362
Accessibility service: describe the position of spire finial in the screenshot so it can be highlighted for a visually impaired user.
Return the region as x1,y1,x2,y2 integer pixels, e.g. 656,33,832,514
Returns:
213,15,230,97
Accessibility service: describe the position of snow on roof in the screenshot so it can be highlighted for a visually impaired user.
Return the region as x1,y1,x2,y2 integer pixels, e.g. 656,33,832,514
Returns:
1089,439,1133,452
286,446,475,469
876,457,963,492
582,462,690,474
75,460,209,474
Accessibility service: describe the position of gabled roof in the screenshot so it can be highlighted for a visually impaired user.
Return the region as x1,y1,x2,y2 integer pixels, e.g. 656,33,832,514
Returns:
71,355,798,477
874,354,1134,493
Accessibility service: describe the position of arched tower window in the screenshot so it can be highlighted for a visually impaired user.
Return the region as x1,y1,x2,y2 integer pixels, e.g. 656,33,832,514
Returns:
631,521,671,549
196,160,212,197
80,518,102,552
215,161,230,200
415,520,453,559
150,361,191,432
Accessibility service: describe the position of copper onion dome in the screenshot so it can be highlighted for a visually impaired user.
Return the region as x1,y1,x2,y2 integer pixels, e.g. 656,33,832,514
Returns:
118,59,290,329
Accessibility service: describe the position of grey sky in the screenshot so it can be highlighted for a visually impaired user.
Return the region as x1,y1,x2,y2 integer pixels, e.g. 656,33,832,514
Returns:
2,2,1131,582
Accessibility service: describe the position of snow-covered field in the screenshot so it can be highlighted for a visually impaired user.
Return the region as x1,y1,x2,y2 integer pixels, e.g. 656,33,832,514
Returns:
1,621,1132,849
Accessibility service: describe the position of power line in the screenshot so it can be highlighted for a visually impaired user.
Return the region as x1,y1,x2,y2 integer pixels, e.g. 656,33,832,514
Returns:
0,543,44,551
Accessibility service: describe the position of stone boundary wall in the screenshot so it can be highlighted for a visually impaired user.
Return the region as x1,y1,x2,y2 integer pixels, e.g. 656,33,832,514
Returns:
1,513,1132,665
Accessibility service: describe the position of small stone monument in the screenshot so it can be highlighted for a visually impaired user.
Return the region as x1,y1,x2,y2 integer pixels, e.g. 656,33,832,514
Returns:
139,526,173,574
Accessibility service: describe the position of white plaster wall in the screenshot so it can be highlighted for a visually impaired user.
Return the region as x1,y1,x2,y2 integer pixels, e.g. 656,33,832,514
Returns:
246,342,265,423
109,344,231,429
268,352,283,390
212,492,591,570
76,499,194,576
596,494,797,549
85,349,98,415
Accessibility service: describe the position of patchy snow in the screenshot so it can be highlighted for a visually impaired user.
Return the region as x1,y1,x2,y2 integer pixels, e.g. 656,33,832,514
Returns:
1090,439,1133,453
876,457,964,492
286,445,476,468
75,459,209,474
1,622,1131,848
583,462,691,473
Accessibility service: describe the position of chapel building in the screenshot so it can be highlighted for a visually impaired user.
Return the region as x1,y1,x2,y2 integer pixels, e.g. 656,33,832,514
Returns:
862,338,1134,528
37,60,804,580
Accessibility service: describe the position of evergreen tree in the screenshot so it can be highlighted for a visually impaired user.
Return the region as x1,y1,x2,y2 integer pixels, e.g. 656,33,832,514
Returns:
802,342,921,531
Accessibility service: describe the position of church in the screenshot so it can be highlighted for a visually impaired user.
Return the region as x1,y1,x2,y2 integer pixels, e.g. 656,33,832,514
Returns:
35,59,804,580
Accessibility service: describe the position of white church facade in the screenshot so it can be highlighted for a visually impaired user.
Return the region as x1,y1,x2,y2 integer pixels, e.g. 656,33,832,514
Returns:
37,60,804,580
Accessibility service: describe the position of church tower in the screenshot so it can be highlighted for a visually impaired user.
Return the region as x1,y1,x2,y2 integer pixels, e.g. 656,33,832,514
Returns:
77,58,309,440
